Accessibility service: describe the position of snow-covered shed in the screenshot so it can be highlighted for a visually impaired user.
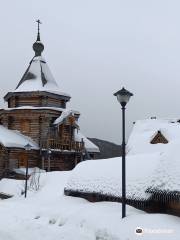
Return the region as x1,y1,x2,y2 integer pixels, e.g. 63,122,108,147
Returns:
127,118,180,155
65,118,180,216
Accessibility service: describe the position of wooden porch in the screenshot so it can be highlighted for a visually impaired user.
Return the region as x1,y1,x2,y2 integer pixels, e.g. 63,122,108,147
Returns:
41,138,84,152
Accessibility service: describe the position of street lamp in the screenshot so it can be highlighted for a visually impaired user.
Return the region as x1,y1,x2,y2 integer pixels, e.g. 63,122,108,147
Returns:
24,143,32,198
47,148,52,172
114,87,133,218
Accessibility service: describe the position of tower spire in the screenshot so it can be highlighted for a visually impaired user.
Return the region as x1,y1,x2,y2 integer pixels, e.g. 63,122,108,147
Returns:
36,19,42,41
33,19,44,56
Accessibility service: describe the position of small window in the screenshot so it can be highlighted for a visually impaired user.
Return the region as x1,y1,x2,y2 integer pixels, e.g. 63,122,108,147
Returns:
150,131,168,144
21,120,30,133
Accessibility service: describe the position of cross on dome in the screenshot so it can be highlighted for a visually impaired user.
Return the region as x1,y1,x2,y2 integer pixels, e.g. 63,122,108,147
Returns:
33,19,44,56
36,19,42,41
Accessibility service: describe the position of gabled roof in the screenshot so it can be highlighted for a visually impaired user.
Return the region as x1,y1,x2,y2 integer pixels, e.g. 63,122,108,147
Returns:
14,56,70,98
53,109,80,125
150,130,168,144
75,130,100,153
0,125,38,149
127,119,180,155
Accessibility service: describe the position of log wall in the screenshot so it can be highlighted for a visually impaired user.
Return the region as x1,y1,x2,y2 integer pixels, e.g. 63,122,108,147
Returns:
0,146,8,177
8,96,66,108
8,149,40,169
42,152,82,171
0,109,61,143
0,148,82,178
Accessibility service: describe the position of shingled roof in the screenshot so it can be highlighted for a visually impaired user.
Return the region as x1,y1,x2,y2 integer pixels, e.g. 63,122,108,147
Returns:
13,55,70,98
5,23,70,100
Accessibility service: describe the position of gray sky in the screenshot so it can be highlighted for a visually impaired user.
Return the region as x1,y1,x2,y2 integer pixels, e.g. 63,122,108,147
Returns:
0,0,180,144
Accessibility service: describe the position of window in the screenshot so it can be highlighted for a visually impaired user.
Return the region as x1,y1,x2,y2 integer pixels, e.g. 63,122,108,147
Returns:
21,119,30,133
19,153,27,167
150,131,168,144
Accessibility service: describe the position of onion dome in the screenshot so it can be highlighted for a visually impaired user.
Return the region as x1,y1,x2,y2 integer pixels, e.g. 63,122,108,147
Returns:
33,20,44,56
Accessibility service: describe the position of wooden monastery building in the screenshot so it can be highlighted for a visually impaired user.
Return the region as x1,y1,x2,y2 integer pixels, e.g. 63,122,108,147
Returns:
0,23,99,178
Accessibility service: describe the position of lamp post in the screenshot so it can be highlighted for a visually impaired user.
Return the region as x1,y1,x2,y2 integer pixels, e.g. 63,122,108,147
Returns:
114,87,133,218
47,148,52,172
24,143,32,198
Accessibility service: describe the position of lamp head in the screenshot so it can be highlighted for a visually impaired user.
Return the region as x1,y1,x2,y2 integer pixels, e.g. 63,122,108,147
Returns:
114,87,133,106
24,143,32,151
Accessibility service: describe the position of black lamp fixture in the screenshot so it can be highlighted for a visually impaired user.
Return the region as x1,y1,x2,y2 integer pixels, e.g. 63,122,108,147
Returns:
114,87,133,218
114,87,133,107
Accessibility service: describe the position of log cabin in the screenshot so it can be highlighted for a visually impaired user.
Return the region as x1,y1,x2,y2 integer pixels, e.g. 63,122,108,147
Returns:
0,22,99,178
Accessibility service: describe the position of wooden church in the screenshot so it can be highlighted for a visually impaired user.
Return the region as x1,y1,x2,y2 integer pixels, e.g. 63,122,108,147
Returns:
0,21,99,178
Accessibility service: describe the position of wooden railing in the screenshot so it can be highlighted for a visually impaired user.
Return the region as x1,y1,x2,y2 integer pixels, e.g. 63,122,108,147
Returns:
41,138,84,152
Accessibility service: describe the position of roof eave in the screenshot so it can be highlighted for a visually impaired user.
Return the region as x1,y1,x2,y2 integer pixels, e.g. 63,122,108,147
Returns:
4,91,71,102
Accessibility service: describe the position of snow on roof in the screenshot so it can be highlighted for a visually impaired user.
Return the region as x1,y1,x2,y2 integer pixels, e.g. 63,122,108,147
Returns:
54,109,80,125
148,142,180,193
66,118,180,199
3,106,65,112
126,118,180,194
2,106,80,115
14,56,70,98
65,153,160,200
0,125,38,149
127,118,180,155
75,130,100,153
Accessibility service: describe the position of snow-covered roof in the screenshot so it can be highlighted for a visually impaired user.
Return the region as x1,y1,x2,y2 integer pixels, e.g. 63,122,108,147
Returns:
2,106,66,112
148,142,180,193
66,118,180,199
127,118,180,155
66,146,180,199
0,125,38,149
75,130,100,153
65,153,160,200
126,118,180,194
14,56,70,98
54,109,80,125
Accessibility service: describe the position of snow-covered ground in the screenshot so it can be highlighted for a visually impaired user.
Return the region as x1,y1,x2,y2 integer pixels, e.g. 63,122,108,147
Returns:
0,171,179,240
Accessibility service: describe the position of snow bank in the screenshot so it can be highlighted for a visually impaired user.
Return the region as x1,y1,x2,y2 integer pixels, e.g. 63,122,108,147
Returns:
0,178,23,196
0,171,179,240
65,153,160,200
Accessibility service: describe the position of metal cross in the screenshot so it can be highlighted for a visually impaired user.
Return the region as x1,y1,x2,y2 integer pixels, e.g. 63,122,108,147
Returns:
36,19,42,33
36,19,42,41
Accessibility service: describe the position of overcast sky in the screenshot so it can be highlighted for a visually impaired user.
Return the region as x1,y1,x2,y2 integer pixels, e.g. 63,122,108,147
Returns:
0,0,180,144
